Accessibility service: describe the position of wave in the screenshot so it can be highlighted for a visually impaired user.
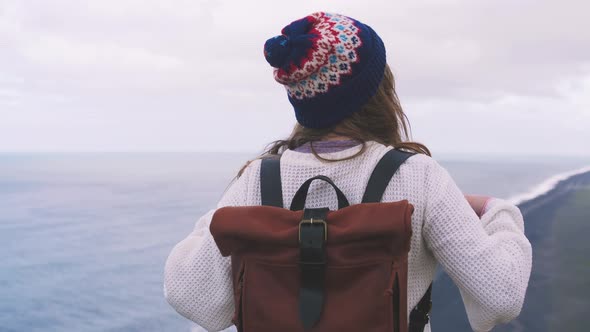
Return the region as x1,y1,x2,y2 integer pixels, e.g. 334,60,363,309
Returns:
508,165,590,206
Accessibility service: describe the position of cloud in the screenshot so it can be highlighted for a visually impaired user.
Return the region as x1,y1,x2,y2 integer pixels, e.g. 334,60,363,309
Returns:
0,0,588,156
0,88,23,98
370,0,590,100
20,35,184,71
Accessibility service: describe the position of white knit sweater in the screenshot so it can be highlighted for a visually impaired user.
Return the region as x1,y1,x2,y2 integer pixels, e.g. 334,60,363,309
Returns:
164,141,532,332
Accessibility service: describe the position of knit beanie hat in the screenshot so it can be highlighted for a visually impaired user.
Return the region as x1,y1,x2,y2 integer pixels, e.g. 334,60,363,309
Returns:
264,12,386,129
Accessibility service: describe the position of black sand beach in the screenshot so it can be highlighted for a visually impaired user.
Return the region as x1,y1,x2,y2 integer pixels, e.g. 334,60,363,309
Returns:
430,171,590,331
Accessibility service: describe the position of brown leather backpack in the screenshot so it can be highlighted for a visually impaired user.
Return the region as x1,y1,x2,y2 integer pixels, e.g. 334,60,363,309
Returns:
210,149,432,332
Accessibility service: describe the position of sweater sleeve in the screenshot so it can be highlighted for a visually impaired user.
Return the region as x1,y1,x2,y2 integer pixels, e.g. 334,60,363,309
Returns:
422,158,532,332
163,160,260,331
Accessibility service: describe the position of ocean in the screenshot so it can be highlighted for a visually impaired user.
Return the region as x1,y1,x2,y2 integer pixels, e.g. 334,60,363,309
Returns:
1,152,589,332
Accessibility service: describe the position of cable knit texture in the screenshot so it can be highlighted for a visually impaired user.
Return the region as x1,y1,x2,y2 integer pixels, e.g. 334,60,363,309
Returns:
164,141,532,332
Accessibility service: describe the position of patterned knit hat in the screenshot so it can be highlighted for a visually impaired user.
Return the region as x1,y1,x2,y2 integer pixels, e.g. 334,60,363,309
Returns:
264,12,386,129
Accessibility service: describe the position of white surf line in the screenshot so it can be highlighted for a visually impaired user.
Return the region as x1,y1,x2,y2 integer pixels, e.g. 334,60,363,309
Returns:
508,165,590,206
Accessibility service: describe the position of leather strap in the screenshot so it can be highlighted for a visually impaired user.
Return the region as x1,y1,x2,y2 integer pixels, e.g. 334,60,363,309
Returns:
363,149,432,332
290,175,350,211
298,208,329,330
362,148,414,203
260,158,335,328
260,155,284,208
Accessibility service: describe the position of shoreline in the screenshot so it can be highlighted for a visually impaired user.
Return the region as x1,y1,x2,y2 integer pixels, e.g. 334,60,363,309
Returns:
501,166,590,331
516,168,590,215
508,165,590,206
432,168,590,331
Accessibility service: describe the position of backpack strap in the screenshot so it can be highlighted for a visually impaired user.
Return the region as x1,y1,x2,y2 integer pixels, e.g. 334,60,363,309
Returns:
410,285,432,332
362,148,415,203
260,155,284,208
362,148,432,332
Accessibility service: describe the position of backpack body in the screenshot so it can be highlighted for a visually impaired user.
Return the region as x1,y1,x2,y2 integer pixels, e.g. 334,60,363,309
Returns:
210,149,430,332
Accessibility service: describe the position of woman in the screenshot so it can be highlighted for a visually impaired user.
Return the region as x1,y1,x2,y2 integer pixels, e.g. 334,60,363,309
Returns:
164,12,532,332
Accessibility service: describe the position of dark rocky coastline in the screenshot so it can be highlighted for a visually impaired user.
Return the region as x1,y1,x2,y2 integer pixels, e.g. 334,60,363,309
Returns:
430,171,590,331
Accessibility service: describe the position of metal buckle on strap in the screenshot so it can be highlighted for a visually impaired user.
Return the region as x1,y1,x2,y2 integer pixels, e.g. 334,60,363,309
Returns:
298,218,328,243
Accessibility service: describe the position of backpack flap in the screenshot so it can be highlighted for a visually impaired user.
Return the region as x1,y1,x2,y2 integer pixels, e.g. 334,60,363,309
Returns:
210,200,413,332
210,201,413,262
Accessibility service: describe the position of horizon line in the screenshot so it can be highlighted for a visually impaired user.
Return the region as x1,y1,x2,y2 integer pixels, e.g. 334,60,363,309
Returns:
0,150,589,160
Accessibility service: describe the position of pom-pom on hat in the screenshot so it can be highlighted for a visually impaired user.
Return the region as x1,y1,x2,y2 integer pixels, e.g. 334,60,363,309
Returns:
264,12,386,129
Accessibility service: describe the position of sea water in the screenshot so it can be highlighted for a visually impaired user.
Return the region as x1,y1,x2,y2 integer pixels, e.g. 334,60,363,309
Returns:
1,152,589,332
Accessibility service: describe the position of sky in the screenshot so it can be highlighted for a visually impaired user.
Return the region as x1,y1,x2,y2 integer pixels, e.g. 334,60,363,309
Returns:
1,0,589,157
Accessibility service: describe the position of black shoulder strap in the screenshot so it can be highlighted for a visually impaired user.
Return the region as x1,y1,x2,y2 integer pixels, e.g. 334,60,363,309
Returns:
260,155,284,208
410,285,432,332
362,148,415,203
362,148,432,332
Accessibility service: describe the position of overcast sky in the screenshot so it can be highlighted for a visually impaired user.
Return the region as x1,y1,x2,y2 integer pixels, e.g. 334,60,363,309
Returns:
1,0,589,157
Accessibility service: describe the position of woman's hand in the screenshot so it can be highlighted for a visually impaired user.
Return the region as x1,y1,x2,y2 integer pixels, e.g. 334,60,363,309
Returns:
464,194,493,218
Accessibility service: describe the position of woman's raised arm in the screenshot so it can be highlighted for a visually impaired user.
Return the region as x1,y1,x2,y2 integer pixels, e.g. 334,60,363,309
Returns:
423,158,532,331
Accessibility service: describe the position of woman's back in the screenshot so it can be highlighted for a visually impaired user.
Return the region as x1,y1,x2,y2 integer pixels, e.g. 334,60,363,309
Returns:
165,140,531,331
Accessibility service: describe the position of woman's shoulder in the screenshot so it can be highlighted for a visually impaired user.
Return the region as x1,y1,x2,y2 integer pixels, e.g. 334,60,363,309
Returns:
236,158,263,182
367,142,443,174
364,143,454,191
403,152,453,187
